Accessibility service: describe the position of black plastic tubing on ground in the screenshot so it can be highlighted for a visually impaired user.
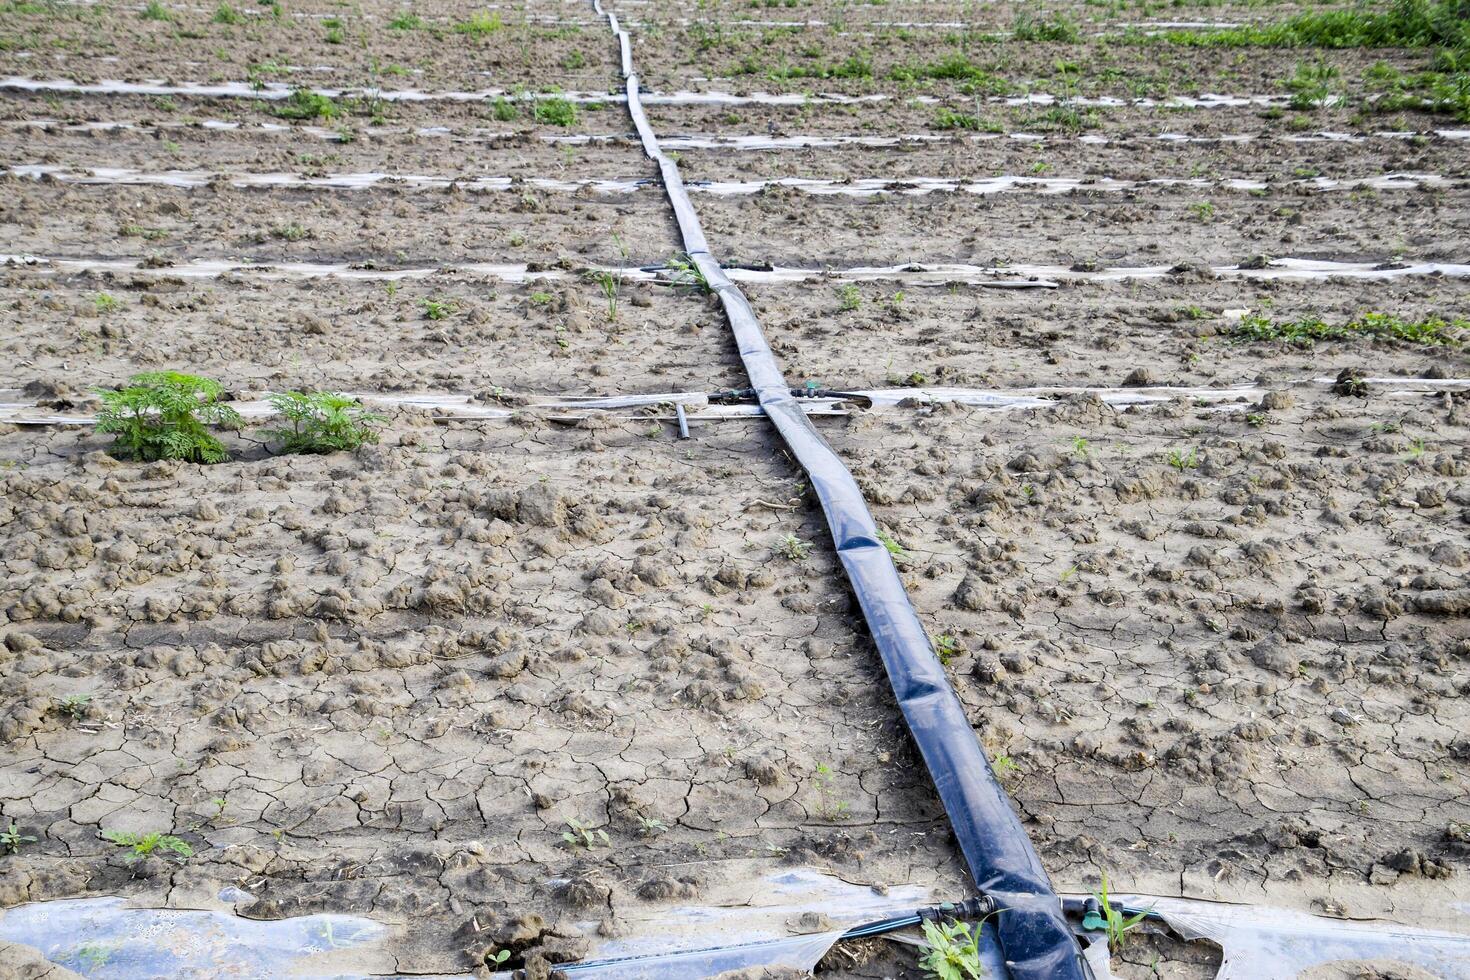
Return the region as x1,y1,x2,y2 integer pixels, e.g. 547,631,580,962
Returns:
586,3,1086,977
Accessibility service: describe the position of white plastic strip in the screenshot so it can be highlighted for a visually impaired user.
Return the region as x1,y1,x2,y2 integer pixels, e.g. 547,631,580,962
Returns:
0,254,1056,287
6,254,1468,285
725,259,1470,283
12,119,1466,150
8,378,1462,426
4,165,650,194
8,165,1450,197
0,76,1299,110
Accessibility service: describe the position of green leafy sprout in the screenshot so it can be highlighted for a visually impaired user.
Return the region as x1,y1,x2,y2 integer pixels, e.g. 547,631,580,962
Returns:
562,817,610,849
95,371,242,464
260,391,386,455
101,830,193,862
1091,873,1150,953
919,918,984,980
2,822,36,854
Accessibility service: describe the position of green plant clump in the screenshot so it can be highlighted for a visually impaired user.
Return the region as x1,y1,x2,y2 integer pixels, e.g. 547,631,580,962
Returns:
101,830,193,861
455,10,503,36
1231,311,1466,346
96,371,242,464
919,918,983,980
140,0,171,20
261,391,386,454
273,88,341,121
533,96,579,126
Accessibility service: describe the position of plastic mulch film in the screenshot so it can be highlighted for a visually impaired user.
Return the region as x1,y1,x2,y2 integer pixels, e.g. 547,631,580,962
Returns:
585,1,1085,977
1133,895,1470,980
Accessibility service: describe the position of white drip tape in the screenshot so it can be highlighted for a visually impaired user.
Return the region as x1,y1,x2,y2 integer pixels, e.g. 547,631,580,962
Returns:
0,254,1058,287
3,165,651,194
5,379,1463,427
0,76,1299,109
11,118,1467,149
5,254,1469,285
6,164,1451,197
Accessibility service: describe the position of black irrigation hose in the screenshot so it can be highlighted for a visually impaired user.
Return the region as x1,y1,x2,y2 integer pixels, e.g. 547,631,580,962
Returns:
587,3,1085,978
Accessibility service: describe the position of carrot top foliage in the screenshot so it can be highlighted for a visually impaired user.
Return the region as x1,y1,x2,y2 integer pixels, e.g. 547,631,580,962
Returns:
96,371,242,464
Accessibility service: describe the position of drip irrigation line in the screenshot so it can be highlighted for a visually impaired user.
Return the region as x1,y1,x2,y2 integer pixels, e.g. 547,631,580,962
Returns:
587,1,1084,977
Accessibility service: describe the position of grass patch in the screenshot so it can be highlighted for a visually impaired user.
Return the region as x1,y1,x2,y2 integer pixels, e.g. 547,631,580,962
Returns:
533,96,578,126
1230,311,1466,346
890,55,1016,95
1152,0,1469,50
1011,11,1080,43
272,88,341,120
455,11,502,37
388,10,426,30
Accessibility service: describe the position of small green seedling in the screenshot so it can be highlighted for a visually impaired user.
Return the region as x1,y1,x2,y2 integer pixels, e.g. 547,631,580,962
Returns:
455,11,503,36
637,816,667,837
1087,873,1150,952
54,694,91,719
101,830,193,862
667,252,712,294
140,0,171,20
95,371,242,464
1165,447,1199,471
260,391,385,454
1071,436,1090,458
836,283,862,311
94,292,121,314
878,528,912,566
562,818,610,849
1,822,36,854
933,633,959,665
591,270,619,321
919,918,983,980
273,88,340,121
991,755,1019,776
487,949,512,968
813,763,851,821
778,533,810,562
423,298,454,320
533,96,579,127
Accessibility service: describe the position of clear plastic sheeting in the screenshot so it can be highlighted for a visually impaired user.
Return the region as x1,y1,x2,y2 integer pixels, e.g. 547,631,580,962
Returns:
0,896,461,979
1125,895,1470,980
552,930,846,979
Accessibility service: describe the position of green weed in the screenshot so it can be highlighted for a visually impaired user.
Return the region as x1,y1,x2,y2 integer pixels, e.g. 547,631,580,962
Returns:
1011,11,1080,42
454,10,502,36
919,918,983,980
1091,873,1149,952
1,822,36,854
533,96,579,126
1166,447,1199,471
836,283,862,311
813,763,850,821
422,297,454,320
96,372,241,464
778,533,811,562
260,391,385,454
140,0,170,20
1285,58,1340,109
273,88,340,121
387,10,425,30
562,817,610,849
1230,311,1465,346
101,830,193,861
211,2,243,24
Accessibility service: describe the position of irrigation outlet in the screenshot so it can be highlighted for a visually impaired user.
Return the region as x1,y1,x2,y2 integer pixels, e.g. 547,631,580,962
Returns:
585,0,1087,976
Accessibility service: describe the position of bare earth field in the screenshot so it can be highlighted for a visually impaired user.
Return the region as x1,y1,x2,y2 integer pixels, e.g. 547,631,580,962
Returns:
1,0,1469,976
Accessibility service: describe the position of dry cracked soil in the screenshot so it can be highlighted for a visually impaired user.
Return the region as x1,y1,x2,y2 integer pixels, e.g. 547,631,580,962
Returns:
1,0,1468,977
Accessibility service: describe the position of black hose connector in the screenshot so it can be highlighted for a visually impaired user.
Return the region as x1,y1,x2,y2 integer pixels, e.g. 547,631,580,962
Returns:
920,895,997,923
